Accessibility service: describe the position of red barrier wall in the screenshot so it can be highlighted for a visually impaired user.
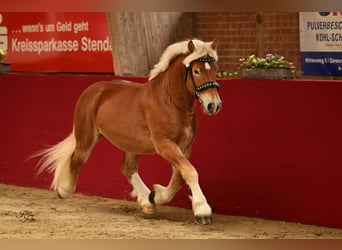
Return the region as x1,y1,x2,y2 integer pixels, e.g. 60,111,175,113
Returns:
1,74,342,229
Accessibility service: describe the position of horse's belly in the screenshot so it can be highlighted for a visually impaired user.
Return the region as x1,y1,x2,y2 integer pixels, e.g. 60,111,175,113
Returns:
97,99,154,154
103,131,155,154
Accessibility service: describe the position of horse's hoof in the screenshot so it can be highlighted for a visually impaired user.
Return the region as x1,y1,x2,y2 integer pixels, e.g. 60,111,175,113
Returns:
57,190,72,199
57,192,64,199
195,216,213,225
56,186,74,199
142,205,155,215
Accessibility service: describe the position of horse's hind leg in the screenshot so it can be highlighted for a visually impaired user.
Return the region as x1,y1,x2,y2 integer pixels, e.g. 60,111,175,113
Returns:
57,91,101,198
37,85,103,198
61,113,101,197
121,152,155,214
55,128,100,198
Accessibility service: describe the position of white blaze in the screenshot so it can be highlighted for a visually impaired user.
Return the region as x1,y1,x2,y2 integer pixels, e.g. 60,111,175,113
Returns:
204,62,211,70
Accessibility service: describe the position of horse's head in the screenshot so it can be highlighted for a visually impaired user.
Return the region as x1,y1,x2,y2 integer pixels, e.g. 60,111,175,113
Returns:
184,40,222,115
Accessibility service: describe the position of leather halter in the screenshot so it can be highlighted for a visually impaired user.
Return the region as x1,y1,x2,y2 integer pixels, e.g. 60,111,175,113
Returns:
184,55,220,99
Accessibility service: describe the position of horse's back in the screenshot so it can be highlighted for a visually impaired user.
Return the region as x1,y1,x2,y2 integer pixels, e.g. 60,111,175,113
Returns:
82,79,145,96
76,79,146,112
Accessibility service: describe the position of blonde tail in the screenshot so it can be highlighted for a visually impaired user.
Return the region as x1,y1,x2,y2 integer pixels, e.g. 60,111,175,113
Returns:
35,131,76,198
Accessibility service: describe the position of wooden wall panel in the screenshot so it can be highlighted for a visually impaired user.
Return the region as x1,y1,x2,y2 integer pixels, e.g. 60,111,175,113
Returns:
106,12,195,76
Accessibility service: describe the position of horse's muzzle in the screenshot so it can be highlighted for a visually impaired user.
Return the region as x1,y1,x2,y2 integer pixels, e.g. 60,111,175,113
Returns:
207,101,222,115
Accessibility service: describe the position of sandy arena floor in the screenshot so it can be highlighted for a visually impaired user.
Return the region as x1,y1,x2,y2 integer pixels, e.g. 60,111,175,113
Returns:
1,183,342,239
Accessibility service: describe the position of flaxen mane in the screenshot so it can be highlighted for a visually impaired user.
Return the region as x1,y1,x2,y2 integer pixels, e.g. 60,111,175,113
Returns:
148,39,218,80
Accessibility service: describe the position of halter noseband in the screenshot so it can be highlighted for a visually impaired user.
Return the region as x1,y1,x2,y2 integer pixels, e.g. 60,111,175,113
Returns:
184,55,220,99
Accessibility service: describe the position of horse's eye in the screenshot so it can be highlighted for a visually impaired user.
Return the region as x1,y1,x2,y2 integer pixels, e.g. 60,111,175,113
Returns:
194,69,200,75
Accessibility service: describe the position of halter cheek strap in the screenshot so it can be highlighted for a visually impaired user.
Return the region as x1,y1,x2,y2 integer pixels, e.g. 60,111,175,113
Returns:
184,55,220,99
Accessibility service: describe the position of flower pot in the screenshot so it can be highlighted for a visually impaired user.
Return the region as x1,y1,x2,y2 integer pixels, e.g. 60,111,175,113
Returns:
0,62,11,74
242,67,294,79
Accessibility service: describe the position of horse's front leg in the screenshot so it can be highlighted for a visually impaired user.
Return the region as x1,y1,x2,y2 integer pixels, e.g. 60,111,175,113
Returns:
153,139,212,225
152,146,193,205
152,166,184,204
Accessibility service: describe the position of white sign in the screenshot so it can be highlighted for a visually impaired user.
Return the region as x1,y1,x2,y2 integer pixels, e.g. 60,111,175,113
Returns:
299,12,342,75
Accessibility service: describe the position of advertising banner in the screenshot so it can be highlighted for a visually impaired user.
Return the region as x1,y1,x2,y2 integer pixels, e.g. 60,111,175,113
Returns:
0,12,114,73
299,12,342,76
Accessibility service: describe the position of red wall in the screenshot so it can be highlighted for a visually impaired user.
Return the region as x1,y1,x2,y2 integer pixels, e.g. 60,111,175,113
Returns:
1,74,342,229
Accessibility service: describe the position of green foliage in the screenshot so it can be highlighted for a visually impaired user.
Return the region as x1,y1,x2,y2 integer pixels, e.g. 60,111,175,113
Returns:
240,54,296,69
217,53,296,78
0,49,5,61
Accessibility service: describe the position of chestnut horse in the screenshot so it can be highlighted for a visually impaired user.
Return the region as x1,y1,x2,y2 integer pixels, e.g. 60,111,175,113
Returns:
36,39,222,224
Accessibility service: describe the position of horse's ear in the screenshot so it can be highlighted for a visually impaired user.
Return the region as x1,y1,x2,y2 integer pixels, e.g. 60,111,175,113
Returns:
211,39,218,50
188,40,195,53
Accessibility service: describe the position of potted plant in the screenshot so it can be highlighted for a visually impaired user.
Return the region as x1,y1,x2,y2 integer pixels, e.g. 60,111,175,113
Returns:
0,49,11,74
239,54,296,79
